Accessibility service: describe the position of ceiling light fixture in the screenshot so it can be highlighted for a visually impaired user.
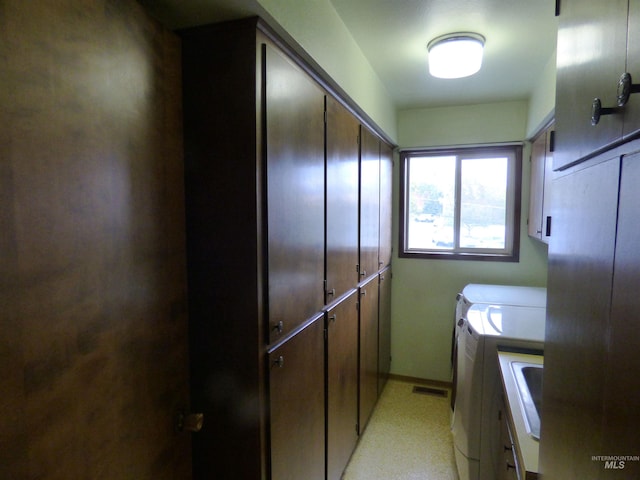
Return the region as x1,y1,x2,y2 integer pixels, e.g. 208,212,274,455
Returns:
427,32,485,79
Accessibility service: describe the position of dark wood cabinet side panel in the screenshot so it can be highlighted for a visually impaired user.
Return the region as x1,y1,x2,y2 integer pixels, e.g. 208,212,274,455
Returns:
540,158,620,479
326,96,360,301
359,127,380,280
327,290,359,480
265,43,325,342
269,317,325,480
180,20,267,479
601,154,640,478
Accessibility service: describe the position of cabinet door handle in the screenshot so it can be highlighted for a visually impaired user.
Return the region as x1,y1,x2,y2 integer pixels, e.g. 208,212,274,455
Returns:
272,355,284,368
617,72,640,106
329,314,337,322
272,321,284,334
591,98,618,126
327,288,335,297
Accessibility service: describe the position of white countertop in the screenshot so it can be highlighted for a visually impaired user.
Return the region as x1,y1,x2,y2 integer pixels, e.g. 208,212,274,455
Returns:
497,350,543,480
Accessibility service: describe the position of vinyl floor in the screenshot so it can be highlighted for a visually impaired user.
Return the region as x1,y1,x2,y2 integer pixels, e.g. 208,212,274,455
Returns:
342,379,459,480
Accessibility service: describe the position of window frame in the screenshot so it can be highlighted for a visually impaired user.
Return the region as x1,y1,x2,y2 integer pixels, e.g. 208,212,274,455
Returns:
399,144,522,262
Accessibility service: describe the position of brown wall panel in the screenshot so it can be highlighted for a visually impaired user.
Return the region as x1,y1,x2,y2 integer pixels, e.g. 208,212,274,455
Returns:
0,1,190,478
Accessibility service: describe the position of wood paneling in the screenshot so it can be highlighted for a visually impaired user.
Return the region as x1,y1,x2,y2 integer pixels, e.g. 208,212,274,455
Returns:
1,1,190,478
326,96,360,302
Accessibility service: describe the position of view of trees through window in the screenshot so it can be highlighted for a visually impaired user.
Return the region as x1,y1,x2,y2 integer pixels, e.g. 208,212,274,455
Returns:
401,146,520,260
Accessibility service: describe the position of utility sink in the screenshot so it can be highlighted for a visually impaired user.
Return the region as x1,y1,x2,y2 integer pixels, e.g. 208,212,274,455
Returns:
511,362,543,440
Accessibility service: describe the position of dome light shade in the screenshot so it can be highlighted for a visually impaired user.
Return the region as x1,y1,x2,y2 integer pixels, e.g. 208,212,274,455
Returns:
427,33,485,79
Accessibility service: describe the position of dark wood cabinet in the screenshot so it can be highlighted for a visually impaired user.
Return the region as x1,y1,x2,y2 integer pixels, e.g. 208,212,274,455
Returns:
601,152,640,479
379,143,393,268
264,42,326,343
554,0,640,169
528,123,554,243
358,274,380,434
326,290,359,480
378,266,392,395
269,316,325,480
181,17,392,480
326,96,360,303
359,126,381,281
540,157,620,479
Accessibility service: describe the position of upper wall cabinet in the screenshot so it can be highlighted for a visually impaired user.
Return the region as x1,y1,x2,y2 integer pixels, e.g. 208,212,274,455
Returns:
359,126,381,282
379,143,393,268
528,123,554,243
265,43,326,342
554,0,640,169
326,96,360,303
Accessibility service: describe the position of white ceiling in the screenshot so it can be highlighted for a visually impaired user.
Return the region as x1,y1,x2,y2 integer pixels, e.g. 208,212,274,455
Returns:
140,0,558,110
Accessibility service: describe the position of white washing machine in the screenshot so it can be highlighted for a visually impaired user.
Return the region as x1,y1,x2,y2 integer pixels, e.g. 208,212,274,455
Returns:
451,284,546,408
451,289,546,480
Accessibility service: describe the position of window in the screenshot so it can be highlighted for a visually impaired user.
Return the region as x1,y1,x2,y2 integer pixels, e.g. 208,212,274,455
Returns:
399,145,522,261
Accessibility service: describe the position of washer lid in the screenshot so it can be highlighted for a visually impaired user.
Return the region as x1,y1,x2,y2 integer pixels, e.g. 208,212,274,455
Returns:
466,304,545,342
461,284,547,308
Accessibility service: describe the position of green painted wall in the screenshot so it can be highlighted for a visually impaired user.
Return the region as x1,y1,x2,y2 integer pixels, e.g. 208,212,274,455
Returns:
394,101,549,381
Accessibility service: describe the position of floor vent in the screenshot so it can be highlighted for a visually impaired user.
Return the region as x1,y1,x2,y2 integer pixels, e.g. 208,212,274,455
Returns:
412,385,448,398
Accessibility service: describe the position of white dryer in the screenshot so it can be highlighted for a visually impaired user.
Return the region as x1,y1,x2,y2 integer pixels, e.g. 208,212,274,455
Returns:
451,290,546,480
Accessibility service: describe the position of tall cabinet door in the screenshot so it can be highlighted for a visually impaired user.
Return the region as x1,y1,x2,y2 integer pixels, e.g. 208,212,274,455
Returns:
358,275,380,434
326,96,360,303
326,290,359,480
602,153,640,478
554,0,627,169
269,316,325,480
379,142,393,268
539,157,619,479
359,126,380,281
377,267,392,395
264,44,325,342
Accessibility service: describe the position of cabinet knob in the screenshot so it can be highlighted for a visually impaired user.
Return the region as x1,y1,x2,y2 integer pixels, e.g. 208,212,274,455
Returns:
176,411,204,433
617,72,640,106
591,98,618,126
272,355,284,368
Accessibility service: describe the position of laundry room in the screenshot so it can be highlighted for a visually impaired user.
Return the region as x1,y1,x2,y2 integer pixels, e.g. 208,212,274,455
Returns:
3,1,639,479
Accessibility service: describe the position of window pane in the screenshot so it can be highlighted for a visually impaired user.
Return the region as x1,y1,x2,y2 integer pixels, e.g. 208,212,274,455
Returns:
407,155,455,249
460,157,507,248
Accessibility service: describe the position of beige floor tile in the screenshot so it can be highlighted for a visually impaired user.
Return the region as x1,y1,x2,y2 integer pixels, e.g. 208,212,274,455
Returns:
343,380,459,480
